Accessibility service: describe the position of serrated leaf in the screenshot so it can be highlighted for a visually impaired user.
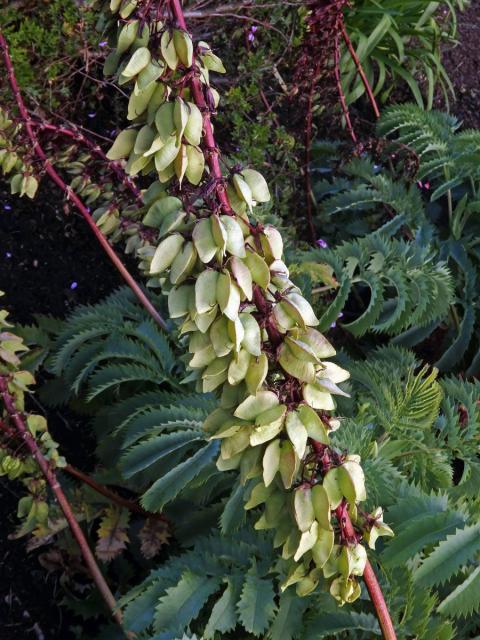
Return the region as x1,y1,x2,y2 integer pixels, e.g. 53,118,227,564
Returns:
413,523,480,588
268,590,308,640
437,565,480,618
121,431,201,478
237,573,277,636
302,612,381,638
382,510,466,568
96,506,130,562
154,570,221,634
141,441,218,511
205,577,242,639
220,480,246,534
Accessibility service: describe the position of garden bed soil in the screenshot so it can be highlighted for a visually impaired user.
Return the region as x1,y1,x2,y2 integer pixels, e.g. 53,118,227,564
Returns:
0,181,130,639
435,1,480,128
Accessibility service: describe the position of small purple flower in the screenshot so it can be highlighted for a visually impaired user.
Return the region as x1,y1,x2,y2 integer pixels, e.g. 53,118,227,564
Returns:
99,40,108,48
330,311,344,329
87,112,96,119
251,26,258,33
316,238,328,249
417,180,431,191
3,204,12,211
5,252,12,258
70,281,78,290
247,32,255,42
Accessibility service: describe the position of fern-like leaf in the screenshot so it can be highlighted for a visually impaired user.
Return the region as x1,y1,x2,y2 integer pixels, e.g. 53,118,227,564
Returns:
237,571,277,637
437,566,480,619
141,441,219,512
204,576,242,639
154,570,222,635
413,524,480,588
382,510,466,568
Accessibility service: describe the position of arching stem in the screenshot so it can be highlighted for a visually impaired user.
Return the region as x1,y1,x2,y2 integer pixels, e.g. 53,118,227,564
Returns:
340,22,380,119
0,376,125,632
33,121,143,202
65,464,170,525
0,31,168,332
336,504,397,640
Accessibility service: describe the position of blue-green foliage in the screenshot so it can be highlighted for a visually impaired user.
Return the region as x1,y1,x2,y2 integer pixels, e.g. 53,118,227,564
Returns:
299,106,480,374
31,289,480,637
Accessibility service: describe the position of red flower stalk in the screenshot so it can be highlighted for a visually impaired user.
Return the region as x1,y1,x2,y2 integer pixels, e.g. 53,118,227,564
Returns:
0,376,124,631
0,31,168,332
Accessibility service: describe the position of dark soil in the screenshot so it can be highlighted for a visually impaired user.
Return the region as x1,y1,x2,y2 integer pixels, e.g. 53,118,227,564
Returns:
0,483,75,640
435,1,480,128
0,180,131,639
0,183,129,324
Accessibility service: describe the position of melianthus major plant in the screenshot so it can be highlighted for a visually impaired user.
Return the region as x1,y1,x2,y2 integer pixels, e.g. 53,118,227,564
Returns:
93,0,395,621
0,0,406,636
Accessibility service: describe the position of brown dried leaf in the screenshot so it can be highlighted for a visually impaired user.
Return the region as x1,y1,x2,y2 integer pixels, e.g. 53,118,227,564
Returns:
95,506,130,562
138,517,171,559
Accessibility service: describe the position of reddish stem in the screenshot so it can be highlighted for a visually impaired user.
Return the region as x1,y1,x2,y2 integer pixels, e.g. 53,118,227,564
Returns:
340,23,380,119
310,441,396,638
33,121,143,202
65,463,170,525
0,376,124,630
0,31,168,332
333,31,357,144
335,502,397,640
304,60,322,244
170,0,233,216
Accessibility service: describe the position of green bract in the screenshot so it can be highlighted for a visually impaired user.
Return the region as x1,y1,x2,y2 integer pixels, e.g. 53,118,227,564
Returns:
99,6,393,607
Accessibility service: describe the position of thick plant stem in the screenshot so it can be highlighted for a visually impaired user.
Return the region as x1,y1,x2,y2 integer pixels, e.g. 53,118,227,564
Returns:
0,376,124,631
310,442,396,639
169,0,233,216
336,503,397,640
340,23,380,119
0,31,168,332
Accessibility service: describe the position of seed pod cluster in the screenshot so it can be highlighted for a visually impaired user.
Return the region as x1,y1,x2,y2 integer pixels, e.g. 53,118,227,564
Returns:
0,108,38,199
100,1,393,604
104,19,219,186
0,292,66,536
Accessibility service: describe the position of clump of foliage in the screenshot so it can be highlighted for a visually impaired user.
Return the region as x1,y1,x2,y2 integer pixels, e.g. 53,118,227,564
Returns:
341,0,466,109
18,287,480,638
96,0,390,612
0,0,100,113
301,104,480,374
